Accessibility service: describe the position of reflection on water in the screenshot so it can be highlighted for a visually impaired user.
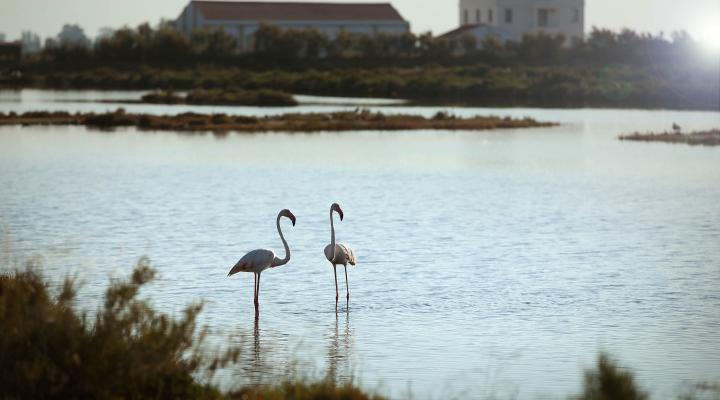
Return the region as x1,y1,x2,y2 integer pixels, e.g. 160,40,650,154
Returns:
327,304,354,386
1,90,720,399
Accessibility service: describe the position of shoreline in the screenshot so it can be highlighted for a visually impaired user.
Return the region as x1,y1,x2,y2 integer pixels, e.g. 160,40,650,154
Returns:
0,109,557,133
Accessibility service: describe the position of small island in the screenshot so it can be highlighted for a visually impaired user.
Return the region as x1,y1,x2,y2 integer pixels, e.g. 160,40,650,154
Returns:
0,109,556,133
141,89,299,107
619,129,720,146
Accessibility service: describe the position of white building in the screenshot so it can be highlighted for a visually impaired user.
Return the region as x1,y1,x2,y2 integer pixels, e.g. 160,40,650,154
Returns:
457,0,584,42
175,1,410,52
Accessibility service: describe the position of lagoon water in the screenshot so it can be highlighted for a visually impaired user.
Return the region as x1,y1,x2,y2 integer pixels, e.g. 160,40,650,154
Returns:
1,90,719,399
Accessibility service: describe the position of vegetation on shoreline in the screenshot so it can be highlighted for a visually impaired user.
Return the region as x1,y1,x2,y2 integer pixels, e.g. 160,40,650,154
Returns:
4,23,718,110
1,258,718,399
5,63,718,110
142,89,298,107
0,109,556,133
619,129,720,146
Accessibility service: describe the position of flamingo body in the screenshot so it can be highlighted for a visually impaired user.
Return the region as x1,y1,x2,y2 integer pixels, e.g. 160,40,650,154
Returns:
228,249,276,276
324,244,357,267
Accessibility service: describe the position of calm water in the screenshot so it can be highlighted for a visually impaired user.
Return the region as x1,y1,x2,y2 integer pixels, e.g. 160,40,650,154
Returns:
1,90,719,399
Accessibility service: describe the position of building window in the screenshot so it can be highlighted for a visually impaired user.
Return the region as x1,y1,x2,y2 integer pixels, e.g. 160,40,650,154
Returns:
538,9,556,27
538,9,549,27
463,9,469,25
572,8,580,23
476,9,481,23
488,9,493,23
504,8,513,24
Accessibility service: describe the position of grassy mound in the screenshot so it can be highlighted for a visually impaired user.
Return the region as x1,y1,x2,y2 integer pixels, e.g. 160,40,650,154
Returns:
0,108,556,133
141,89,298,107
619,129,720,146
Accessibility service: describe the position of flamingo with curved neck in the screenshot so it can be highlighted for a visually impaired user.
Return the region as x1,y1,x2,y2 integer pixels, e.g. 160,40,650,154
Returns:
324,203,357,303
228,209,296,316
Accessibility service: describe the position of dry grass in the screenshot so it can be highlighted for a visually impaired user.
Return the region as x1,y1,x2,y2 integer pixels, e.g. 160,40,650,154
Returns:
229,381,388,400
0,108,556,133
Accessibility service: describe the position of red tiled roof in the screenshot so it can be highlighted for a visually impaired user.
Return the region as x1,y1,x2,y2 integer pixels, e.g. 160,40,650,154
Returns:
192,1,407,22
438,24,485,39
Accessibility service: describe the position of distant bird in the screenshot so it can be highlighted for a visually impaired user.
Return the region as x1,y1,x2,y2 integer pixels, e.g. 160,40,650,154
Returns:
324,203,357,302
228,209,296,315
673,123,682,133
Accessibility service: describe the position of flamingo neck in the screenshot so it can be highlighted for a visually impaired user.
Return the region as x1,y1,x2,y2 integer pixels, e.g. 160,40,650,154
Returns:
330,208,337,261
274,214,290,267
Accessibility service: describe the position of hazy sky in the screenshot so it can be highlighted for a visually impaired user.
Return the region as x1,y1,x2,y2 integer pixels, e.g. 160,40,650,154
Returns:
2,0,720,44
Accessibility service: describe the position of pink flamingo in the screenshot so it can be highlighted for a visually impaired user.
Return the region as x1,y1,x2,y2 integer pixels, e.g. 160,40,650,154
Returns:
228,209,296,314
324,203,357,302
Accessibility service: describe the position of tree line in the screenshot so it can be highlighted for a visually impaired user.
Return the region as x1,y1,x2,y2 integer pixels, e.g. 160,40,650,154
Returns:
22,21,714,69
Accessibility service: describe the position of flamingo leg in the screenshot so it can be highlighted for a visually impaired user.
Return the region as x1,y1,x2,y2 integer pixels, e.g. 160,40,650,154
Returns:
344,265,350,301
253,272,257,305
256,273,262,314
333,265,338,302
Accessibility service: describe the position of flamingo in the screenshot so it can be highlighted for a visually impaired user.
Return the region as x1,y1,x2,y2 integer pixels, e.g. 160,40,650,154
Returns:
227,209,296,315
324,203,357,302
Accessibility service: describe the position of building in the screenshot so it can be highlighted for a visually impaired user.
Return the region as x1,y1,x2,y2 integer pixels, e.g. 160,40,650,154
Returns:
456,0,584,43
175,1,410,52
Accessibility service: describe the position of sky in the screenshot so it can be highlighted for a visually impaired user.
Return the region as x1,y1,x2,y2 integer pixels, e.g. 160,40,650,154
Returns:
2,0,720,48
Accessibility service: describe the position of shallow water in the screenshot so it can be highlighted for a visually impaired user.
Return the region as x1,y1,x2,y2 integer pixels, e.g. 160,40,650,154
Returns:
1,90,719,399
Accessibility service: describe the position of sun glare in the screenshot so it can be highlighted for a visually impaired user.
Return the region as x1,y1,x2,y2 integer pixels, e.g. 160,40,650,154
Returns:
691,20,720,54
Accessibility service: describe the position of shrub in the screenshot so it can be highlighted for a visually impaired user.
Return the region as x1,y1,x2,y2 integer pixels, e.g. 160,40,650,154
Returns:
576,353,648,400
0,258,236,399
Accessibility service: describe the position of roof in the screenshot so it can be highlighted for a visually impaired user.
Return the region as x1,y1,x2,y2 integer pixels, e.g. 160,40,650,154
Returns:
438,24,513,41
438,24,485,39
191,1,407,22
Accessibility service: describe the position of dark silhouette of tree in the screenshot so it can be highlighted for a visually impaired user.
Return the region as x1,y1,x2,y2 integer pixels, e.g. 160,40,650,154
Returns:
190,28,238,61
57,24,90,48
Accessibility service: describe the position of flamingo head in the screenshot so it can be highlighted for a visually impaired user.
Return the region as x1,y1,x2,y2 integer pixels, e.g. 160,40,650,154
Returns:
280,209,296,226
331,203,344,221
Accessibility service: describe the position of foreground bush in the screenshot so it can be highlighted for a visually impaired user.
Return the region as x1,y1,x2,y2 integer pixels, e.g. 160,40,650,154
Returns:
0,258,233,399
576,353,648,400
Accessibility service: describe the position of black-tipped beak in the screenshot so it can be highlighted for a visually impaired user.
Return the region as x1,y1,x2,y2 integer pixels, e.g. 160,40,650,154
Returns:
339,210,344,221
290,215,296,226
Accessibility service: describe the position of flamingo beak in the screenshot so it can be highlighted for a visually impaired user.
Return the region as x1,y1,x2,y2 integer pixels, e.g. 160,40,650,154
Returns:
289,214,296,226
338,209,344,221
